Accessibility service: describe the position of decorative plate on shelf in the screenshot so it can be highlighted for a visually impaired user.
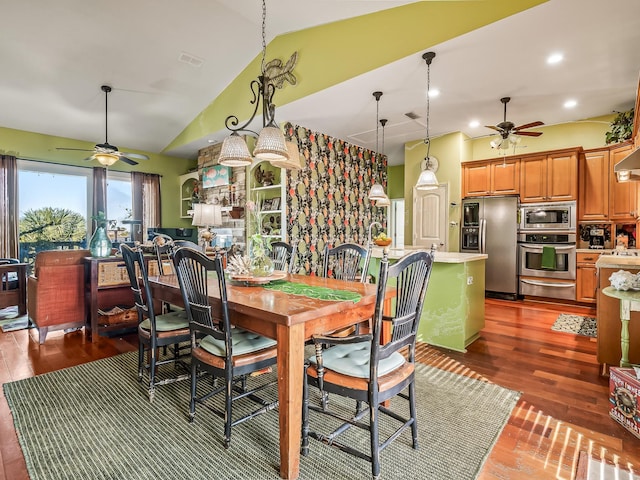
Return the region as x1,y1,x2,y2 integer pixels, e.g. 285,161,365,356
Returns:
228,270,287,285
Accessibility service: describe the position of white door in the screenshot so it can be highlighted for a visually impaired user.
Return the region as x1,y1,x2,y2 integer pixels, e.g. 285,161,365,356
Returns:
389,199,405,248
413,184,448,250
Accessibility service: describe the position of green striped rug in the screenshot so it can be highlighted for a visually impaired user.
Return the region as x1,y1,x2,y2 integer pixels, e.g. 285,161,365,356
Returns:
4,351,520,479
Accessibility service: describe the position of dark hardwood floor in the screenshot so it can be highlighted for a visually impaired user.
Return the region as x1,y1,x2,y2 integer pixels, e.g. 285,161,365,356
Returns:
0,298,638,479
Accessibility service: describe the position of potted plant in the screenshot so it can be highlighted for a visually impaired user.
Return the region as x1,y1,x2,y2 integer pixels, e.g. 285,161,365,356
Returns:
606,109,634,144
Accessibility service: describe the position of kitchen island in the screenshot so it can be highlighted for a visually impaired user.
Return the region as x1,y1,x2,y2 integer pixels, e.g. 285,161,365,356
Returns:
369,248,487,352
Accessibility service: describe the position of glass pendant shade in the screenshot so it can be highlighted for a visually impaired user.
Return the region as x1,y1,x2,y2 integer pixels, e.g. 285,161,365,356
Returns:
415,169,439,190
369,183,386,200
375,194,390,207
95,153,119,166
271,140,304,170
253,126,289,161
219,133,253,167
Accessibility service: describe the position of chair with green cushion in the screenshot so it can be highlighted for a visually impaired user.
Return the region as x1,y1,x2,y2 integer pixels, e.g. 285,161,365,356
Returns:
269,240,296,273
120,244,190,402
172,246,279,448
323,242,370,283
302,249,434,480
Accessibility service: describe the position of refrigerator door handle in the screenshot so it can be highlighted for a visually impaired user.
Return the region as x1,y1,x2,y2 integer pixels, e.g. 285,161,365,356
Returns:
480,218,487,254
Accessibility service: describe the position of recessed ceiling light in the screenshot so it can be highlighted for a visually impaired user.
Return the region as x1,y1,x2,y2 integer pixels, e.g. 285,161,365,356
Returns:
468,120,480,128
428,88,440,98
547,52,564,65
564,99,577,108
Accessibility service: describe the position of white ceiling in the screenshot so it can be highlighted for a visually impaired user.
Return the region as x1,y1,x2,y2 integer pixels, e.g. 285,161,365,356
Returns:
1,0,640,167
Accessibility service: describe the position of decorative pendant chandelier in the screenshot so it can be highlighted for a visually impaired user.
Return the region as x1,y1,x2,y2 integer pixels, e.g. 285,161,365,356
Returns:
218,0,288,168
415,51,440,191
368,91,389,203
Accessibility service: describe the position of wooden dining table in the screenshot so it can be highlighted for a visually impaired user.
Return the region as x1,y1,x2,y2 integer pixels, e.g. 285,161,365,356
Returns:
147,272,385,480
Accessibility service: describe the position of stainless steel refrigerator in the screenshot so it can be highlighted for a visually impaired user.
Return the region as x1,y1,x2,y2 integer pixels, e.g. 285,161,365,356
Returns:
460,195,519,298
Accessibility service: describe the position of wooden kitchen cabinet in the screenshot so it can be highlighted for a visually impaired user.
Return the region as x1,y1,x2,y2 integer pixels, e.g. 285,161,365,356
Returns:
609,141,637,222
597,264,640,371
462,158,519,197
520,149,578,203
578,148,609,221
576,252,600,303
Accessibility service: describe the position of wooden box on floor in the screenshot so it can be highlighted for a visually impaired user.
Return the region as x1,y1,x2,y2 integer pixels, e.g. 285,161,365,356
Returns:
609,367,640,439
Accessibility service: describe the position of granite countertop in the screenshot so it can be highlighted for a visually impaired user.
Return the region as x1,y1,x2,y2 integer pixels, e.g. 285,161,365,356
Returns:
370,247,487,263
595,254,640,269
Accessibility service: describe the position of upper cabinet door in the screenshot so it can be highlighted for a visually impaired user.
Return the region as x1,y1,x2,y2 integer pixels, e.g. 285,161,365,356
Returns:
609,142,637,222
546,151,578,202
519,155,547,202
462,162,490,197
490,158,520,195
579,149,609,221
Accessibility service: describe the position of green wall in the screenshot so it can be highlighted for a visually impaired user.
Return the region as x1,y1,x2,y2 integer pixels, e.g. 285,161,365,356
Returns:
387,165,404,198
0,127,196,227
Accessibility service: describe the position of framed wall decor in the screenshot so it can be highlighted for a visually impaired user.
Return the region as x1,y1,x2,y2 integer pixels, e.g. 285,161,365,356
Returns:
202,165,230,188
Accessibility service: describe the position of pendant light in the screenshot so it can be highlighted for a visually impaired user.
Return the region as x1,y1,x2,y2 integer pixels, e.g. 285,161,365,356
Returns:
218,0,288,167
368,91,387,201
415,52,439,191
374,118,390,206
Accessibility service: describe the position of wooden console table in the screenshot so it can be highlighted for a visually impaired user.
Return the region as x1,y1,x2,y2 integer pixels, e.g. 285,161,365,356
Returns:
0,262,27,315
84,256,160,342
602,286,640,368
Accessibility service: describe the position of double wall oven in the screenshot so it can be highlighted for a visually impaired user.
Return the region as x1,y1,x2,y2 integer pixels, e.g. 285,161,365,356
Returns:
518,201,577,301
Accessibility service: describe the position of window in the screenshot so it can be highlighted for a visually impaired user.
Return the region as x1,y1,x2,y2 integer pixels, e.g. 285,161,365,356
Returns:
106,171,134,244
17,160,92,263
16,161,134,263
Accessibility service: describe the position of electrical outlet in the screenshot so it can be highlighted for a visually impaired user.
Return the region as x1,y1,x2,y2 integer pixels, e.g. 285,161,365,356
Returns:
467,276,473,285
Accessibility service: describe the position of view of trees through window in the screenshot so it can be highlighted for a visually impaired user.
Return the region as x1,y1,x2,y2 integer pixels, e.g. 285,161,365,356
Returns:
17,160,132,265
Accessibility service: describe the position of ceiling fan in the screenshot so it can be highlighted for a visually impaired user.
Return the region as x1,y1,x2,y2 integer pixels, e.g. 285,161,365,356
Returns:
485,96,544,149
57,85,149,166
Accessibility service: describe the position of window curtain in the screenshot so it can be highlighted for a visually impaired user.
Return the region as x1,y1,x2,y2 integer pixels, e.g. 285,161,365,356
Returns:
132,172,161,244
0,155,18,259
92,167,107,235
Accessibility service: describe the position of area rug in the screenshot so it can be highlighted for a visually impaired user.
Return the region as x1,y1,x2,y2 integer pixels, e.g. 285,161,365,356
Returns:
4,352,520,480
552,313,597,338
0,307,32,332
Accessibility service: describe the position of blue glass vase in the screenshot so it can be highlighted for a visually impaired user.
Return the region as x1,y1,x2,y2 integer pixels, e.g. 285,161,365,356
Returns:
89,225,112,257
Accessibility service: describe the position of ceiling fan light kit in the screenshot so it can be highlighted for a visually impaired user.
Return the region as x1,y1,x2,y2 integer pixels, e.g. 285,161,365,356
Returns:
485,96,544,151
56,84,149,166
415,51,440,191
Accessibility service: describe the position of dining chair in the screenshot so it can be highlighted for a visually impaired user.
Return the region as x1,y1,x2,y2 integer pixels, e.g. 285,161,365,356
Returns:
172,246,279,448
120,244,190,402
302,249,434,480
323,243,371,283
173,240,202,251
322,242,371,339
269,240,295,273
152,233,175,275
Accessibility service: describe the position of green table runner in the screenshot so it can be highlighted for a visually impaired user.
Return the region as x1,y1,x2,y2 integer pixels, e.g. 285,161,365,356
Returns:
263,281,362,303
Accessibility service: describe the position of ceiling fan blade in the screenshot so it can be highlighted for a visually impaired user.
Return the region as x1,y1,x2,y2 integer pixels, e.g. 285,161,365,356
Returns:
484,125,502,132
119,152,149,160
83,156,95,162
118,156,139,166
56,147,96,152
515,131,543,137
513,121,544,131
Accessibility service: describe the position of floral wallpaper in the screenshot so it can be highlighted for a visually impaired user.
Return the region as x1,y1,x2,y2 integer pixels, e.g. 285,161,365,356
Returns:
283,122,387,275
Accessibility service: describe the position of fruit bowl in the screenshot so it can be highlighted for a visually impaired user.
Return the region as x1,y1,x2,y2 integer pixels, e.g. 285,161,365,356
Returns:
374,238,392,247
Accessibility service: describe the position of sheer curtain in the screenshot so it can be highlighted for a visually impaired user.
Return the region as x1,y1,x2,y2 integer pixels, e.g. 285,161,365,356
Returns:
132,172,161,244
0,155,18,259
